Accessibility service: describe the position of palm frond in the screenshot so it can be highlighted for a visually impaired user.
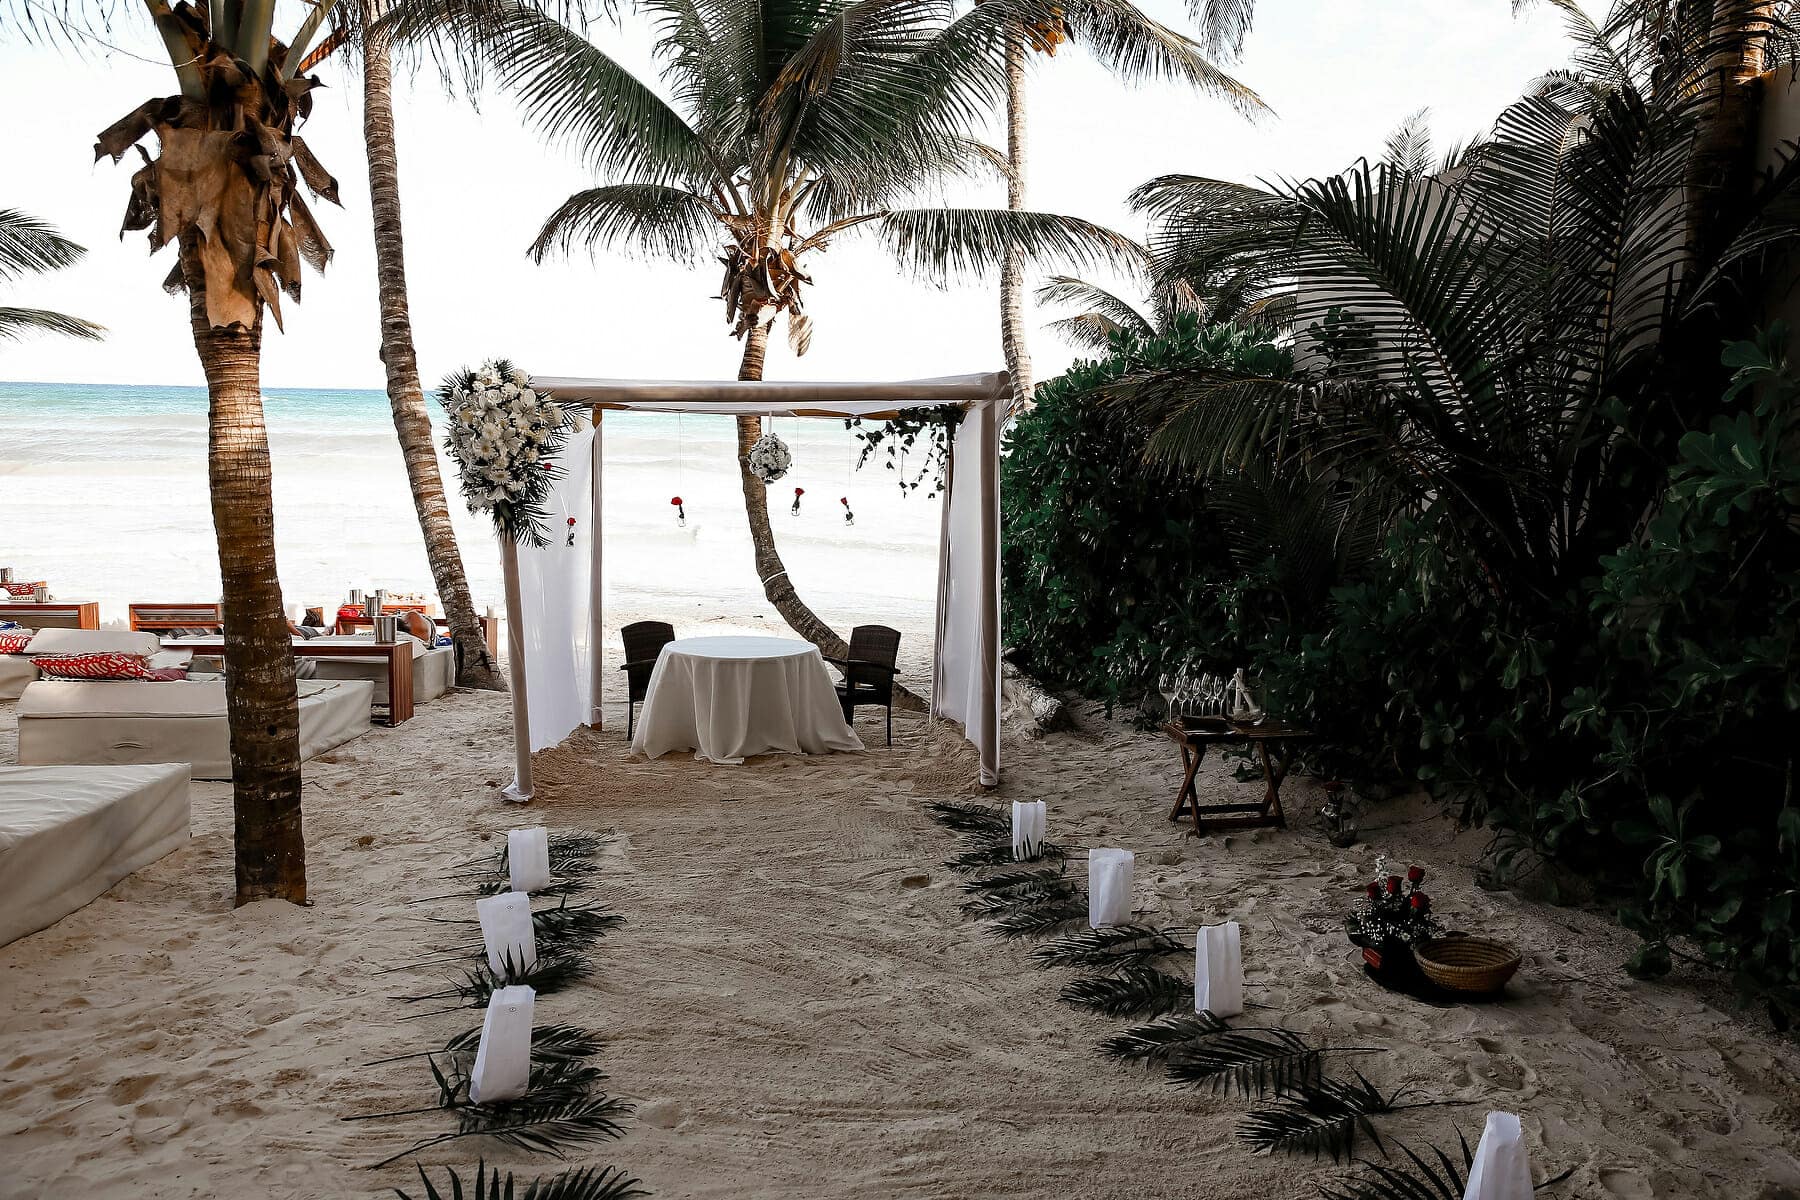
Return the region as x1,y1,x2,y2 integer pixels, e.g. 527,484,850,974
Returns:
373,1094,633,1169
396,1159,647,1200
1238,1073,1397,1160
441,1022,607,1063
1318,1133,1475,1200
0,208,87,280
960,866,1068,893
877,208,1145,285
0,306,104,341
1031,924,1185,971
985,896,1090,939
960,877,1080,915
927,800,1010,837
1058,965,1191,1017
1166,1028,1322,1096
531,183,720,262
943,839,1068,872
1099,1010,1231,1061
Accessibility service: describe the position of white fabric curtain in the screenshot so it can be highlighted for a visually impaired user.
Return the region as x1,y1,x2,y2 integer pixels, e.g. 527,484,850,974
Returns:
514,424,594,752
934,402,1001,784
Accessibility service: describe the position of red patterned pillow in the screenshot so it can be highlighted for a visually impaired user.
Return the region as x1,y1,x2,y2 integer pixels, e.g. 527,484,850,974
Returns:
0,631,32,654
3,581,45,597
32,651,155,681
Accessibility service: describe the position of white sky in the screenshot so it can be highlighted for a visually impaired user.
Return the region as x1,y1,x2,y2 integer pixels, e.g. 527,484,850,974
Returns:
0,0,1577,390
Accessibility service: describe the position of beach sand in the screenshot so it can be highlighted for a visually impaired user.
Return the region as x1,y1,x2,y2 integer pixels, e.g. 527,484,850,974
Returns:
2,610,1797,1199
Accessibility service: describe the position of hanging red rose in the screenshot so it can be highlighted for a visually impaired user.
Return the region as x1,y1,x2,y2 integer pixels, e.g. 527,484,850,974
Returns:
670,496,683,506
1385,876,1402,895
840,495,855,526
1407,865,1425,884
566,516,577,546
671,496,686,526
791,487,804,516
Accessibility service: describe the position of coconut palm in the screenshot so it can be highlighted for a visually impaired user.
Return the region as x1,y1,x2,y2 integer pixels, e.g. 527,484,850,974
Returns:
7,0,349,904
386,0,1177,664
1112,0,1800,605
296,0,507,690
0,208,104,343
986,0,1262,413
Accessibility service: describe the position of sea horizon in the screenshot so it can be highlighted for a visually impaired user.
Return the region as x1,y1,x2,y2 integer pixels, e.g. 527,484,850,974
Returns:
0,379,944,634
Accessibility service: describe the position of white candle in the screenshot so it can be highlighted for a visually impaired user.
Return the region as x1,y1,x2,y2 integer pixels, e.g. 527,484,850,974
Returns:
1195,922,1244,1017
469,984,534,1105
1088,848,1135,928
476,891,537,978
508,826,552,893
1463,1112,1532,1200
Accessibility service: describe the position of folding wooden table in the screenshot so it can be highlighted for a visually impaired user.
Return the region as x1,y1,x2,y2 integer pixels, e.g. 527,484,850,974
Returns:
1160,718,1314,833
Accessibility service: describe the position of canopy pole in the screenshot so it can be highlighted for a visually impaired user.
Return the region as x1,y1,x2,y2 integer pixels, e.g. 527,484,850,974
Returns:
978,400,1001,787
587,410,605,727
500,536,534,802
929,432,956,727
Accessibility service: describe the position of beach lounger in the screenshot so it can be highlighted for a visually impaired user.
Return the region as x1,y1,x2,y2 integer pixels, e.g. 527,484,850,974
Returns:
0,629,168,701
0,763,190,946
307,634,455,713
15,679,372,780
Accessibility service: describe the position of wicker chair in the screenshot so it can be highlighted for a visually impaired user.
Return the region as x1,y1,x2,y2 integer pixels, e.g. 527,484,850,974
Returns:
618,620,676,738
826,624,902,745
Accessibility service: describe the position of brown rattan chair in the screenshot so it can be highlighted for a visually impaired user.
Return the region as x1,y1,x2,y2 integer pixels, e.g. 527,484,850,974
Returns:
826,624,902,745
619,620,676,738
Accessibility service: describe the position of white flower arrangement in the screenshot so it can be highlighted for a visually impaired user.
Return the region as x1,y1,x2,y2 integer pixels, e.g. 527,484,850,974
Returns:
438,358,581,546
747,431,792,483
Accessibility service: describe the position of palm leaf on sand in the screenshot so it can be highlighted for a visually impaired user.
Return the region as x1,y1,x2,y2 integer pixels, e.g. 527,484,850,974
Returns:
960,866,1068,893
927,800,1011,837
371,1094,634,1168
1238,1073,1402,1160
1031,924,1185,971
985,896,1091,939
1099,1010,1231,1061
1318,1134,1475,1200
395,1159,646,1200
1165,1028,1323,1097
1058,965,1190,1017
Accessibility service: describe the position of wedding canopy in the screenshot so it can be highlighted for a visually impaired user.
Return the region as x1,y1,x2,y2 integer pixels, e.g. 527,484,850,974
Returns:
501,372,1009,797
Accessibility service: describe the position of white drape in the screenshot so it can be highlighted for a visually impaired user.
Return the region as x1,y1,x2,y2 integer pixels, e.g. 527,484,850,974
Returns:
515,425,594,752
933,403,1001,784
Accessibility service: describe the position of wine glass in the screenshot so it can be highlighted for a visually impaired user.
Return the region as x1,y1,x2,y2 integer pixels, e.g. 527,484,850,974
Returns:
1158,673,1176,721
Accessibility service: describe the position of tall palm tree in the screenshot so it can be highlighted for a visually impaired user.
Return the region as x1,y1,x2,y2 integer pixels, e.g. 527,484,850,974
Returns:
0,208,104,343
297,1,507,690
21,0,348,905
389,0,1171,665
991,0,1263,413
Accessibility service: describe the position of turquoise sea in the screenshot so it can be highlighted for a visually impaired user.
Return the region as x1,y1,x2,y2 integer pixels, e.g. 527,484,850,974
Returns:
0,380,942,631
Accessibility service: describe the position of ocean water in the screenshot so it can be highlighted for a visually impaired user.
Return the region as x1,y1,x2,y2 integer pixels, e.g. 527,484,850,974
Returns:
0,380,944,633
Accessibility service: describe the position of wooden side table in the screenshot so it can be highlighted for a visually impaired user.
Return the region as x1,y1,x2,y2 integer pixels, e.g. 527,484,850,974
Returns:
0,601,100,630
1160,718,1314,833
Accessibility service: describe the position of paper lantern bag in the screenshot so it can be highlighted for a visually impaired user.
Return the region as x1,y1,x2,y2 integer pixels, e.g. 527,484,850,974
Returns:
1088,848,1135,928
1195,922,1244,1017
477,891,538,978
469,984,535,1105
508,826,553,893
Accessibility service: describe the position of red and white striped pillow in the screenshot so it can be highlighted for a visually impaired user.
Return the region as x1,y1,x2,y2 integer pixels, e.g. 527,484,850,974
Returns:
0,631,33,654
31,651,156,681
3,581,45,597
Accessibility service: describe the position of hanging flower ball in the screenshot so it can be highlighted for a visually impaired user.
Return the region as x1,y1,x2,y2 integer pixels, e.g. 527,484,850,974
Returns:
748,432,793,483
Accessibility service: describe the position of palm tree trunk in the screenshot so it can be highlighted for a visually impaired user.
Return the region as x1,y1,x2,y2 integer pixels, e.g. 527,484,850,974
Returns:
732,323,926,711
1684,4,1771,265
999,29,1034,417
361,6,503,690
180,233,307,905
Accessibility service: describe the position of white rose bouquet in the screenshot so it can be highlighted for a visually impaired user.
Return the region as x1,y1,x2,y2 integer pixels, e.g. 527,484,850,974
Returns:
438,358,582,546
747,431,792,483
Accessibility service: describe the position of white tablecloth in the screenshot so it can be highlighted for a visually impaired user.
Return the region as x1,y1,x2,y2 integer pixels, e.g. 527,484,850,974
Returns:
630,636,864,764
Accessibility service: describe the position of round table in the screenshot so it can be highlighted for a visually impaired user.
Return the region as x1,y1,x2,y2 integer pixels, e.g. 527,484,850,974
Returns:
628,635,864,764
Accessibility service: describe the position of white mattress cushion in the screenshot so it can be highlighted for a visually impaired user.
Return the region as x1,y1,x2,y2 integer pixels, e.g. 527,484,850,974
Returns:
0,763,191,946
0,653,37,700
18,678,347,718
25,629,162,658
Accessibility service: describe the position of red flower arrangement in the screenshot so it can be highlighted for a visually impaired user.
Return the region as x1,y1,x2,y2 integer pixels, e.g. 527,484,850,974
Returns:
566,515,577,546
1347,856,1444,948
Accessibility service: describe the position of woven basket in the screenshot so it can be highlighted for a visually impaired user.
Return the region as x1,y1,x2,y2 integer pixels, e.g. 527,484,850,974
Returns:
1413,936,1521,994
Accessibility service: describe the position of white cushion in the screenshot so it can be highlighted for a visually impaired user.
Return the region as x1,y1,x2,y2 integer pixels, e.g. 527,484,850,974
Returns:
24,629,161,658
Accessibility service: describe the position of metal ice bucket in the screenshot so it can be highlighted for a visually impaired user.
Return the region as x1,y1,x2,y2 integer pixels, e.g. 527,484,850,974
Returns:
368,589,387,618
348,588,364,607
371,614,399,644
32,584,49,603
0,567,12,584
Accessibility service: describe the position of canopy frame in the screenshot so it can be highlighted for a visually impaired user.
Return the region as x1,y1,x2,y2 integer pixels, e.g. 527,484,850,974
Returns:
500,372,1008,799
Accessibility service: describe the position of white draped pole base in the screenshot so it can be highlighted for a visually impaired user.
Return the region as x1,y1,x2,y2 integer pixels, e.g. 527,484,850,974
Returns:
1194,922,1245,1017
499,537,534,803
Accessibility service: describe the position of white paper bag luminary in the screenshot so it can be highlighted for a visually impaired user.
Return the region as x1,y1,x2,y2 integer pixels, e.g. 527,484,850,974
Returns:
476,891,538,978
1088,848,1135,927
1194,922,1245,1017
1011,801,1046,861
508,826,553,893
1463,1112,1532,1200
469,985,535,1105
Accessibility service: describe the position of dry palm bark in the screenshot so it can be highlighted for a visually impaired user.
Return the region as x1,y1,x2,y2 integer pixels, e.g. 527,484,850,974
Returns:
95,1,340,904
358,1,504,690
999,28,1035,417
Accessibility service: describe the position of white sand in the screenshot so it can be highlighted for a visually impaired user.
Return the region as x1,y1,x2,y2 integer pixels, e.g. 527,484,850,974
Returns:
2,611,1798,1198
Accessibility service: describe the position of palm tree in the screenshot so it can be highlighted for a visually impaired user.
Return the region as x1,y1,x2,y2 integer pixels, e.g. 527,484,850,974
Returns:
1112,0,1800,605
298,1,507,690
991,0,1263,412
0,208,104,343
17,0,350,905
1036,270,1200,353
390,0,1169,665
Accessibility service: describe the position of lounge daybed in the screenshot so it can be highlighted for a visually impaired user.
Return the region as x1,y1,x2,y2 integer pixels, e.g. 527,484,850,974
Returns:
0,762,190,946
0,629,169,701
15,678,372,780
308,633,455,713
